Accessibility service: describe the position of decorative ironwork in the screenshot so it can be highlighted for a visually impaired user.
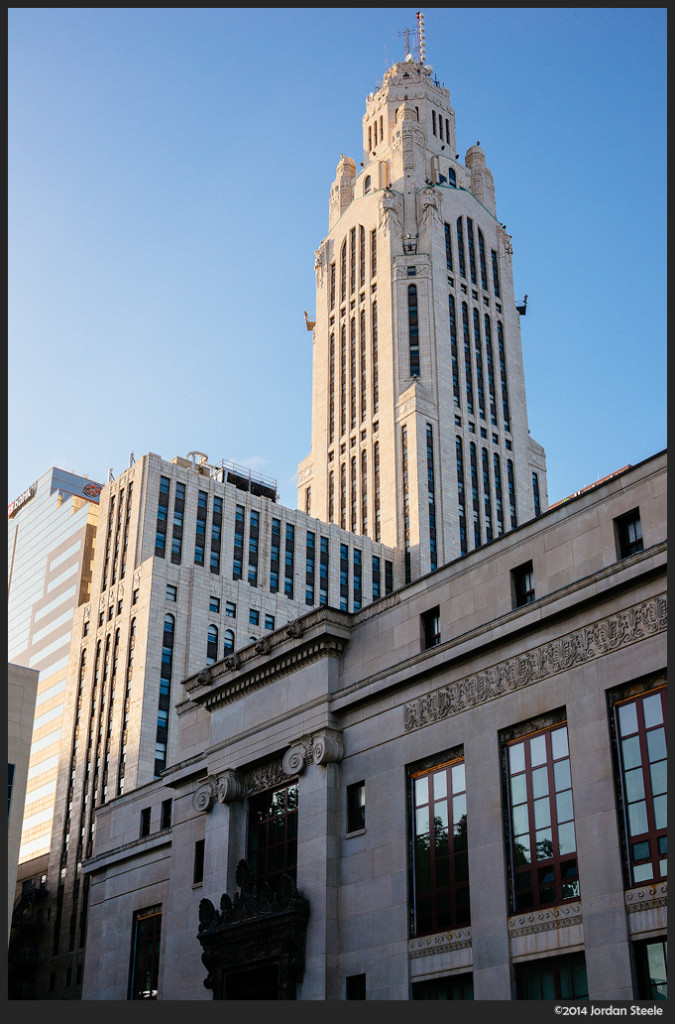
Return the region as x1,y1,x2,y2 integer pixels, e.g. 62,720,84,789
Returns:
197,860,310,1000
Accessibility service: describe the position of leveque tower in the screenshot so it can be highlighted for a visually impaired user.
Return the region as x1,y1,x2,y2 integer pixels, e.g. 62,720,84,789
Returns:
298,53,548,581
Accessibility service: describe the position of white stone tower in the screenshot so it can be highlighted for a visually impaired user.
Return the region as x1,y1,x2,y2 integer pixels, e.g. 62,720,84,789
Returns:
298,47,548,581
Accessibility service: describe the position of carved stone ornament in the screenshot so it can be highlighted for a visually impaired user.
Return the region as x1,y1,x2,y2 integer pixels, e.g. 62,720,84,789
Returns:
286,619,305,639
197,859,310,1000
216,770,246,805
254,636,272,656
193,781,216,813
404,595,666,733
282,730,344,777
379,188,402,237
224,653,240,671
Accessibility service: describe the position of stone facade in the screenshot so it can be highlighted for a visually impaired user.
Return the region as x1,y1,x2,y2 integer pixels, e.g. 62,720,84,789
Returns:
298,58,548,579
82,452,666,999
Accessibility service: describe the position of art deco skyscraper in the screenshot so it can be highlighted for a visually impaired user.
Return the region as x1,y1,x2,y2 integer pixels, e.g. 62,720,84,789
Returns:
298,52,548,581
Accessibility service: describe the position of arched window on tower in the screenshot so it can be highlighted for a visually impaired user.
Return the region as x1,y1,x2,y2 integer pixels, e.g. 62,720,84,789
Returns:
364,175,372,194
206,625,218,666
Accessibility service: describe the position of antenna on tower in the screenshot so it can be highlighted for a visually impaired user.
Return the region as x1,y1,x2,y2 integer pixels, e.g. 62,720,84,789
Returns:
416,11,426,64
398,26,411,59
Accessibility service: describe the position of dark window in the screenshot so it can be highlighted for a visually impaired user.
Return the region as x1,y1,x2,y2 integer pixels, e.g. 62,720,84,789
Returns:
504,720,579,913
209,596,220,613
225,601,236,618
264,614,275,630
140,807,151,838
515,952,588,1000
634,938,667,999
346,974,366,1000
160,799,172,830
512,561,535,607
612,685,666,887
347,781,366,833
8,762,15,818
412,973,474,999
206,625,218,666
408,284,420,377
247,783,298,893
422,606,441,649
129,906,162,1000
249,609,259,626
193,839,205,885
615,508,644,559
532,472,541,517
410,753,469,935
223,629,235,653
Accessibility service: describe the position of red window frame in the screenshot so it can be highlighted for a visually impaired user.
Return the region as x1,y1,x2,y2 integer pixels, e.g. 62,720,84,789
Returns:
247,783,298,893
613,686,667,887
410,756,469,936
505,723,579,913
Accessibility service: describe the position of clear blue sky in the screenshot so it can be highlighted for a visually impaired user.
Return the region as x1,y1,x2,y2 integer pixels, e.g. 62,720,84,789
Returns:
8,8,667,510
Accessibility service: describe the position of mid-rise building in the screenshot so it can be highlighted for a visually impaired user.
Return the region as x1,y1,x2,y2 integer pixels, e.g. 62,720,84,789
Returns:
298,54,547,581
14,451,402,998
7,468,102,866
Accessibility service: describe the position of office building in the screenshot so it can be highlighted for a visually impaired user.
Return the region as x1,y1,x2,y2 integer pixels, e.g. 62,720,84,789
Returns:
7,468,102,865
11,451,401,998
82,452,666,999
8,663,39,943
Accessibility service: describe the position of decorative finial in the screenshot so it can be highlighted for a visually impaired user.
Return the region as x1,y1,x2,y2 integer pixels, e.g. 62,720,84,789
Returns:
416,11,426,64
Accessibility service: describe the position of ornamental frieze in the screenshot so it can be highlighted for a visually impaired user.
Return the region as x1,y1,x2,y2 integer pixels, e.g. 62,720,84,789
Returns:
508,902,582,940
408,927,472,960
403,595,666,733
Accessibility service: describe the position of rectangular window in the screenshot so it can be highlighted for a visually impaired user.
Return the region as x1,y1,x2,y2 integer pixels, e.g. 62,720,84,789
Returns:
611,683,666,886
385,560,393,595
247,783,298,894
412,974,474,1000
264,614,275,630
410,752,469,936
166,585,177,603
249,609,259,626
504,719,579,913
634,938,667,1000
615,508,644,560
160,798,172,830
421,606,441,649
515,952,588,1000
209,596,220,613
140,807,151,838
225,601,236,618
345,974,366,1000
129,906,162,1000
347,781,366,833
193,839,205,885
284,523,295,599
512,560,535,607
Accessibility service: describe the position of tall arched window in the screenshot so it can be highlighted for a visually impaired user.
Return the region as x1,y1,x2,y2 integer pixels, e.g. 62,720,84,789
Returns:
206,625,218,666
364,175,371,194
223,629,235,654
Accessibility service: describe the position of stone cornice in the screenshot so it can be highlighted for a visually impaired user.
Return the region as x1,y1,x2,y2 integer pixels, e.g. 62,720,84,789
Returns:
181,609,351,713
408,927,472,960
624,881,667,915
508,901,582,940
403,594,666,733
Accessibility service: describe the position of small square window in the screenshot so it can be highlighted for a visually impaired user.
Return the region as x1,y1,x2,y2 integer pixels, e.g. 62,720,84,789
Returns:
421,606,441,649
264,614,275,630
166,585,177,602
209,596,220,613
347,781,366,833
615,509,644,560
225,601,236,618
512,561,535,607
249,609,259,626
